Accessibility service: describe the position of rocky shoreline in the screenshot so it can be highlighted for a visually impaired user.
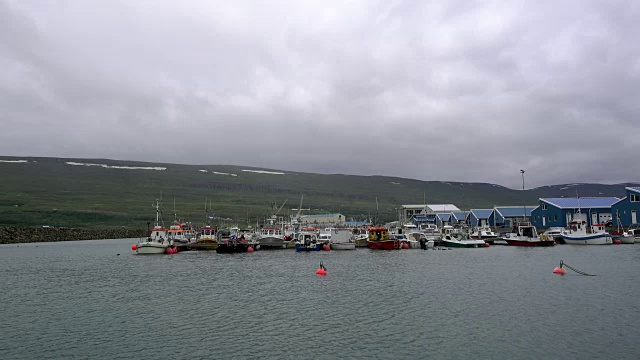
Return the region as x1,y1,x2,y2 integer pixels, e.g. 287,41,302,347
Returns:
0,227,147,244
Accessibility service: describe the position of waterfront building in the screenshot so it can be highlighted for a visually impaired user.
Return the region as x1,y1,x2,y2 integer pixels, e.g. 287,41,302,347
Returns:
530,197,620,229
610,187,640,227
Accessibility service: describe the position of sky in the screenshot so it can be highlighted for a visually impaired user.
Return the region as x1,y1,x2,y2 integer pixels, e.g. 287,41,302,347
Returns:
1,0,639,189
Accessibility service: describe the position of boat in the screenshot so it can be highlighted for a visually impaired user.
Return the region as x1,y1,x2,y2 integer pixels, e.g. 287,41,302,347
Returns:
469,226,499,243
137,199,173,254
258,227,285,249
320,228,356,250
350,228,369,247
441,226,486,248
295,231,322,252
611,217,635,244
541,227,566,244
367,227,401,250
190,226,219,250
420,223,441,241
216,235,252,253
503,223,555,247
168,221,197,251
561,220,612,245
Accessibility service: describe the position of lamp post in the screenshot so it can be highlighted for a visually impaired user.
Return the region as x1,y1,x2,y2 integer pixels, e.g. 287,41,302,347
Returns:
520,170,526,224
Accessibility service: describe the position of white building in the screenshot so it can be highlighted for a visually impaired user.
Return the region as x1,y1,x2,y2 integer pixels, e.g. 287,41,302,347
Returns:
400,204,460,223
299,213,345,225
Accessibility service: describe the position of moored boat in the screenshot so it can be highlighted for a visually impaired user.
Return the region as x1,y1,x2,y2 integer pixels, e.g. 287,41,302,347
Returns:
216,236,252,253
295,231,322,252
137,199,173,254
190,226,219,250
469,226,499,243
442,226,486,248
258,227,285,249
561,221,612,245
367,227,400,250
503,223,555,247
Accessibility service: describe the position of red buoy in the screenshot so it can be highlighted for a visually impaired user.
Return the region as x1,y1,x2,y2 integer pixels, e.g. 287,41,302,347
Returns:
131,244,137,251
247,246,254,253
165,247,177,254
401,243,409,249
613,239,622,244
316,268,327,275
322,244,330,251
484,243,490,247
553,267,567,275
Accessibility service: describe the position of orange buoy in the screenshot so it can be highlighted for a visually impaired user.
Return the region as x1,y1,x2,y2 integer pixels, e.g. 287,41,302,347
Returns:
401,243,409,249
131,244,137,251
484,243,490,247
553,267,567,275
613,239,622,244
316,261,327,275
322,244,330,251
247,246,254,253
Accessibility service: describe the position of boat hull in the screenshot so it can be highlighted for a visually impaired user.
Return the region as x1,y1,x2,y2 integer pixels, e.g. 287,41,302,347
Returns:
619,236,635,244
259,236,285,249
136,243,168,254
330,242,356,250
190,241,219,250
216,243,251,253
442,239,486,248
367,240,400,250
295,243,322,252
562,233,612,245
504,238,555,247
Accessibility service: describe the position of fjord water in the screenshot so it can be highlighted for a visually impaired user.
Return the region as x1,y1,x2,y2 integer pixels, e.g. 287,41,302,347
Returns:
1,240,639,359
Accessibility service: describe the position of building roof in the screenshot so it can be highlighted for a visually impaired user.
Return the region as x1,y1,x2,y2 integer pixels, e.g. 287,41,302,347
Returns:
494,206,536,218
451,211,469,221
428,204,460,212
470,209,493,219
541,197,620,209
436,213,452,221
626,187,640,194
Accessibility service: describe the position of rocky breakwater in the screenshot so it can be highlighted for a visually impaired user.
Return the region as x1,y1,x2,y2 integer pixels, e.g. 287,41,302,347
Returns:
0,227,147,244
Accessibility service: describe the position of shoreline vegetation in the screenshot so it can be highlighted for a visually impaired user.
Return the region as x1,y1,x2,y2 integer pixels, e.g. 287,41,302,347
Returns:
0,227,146,244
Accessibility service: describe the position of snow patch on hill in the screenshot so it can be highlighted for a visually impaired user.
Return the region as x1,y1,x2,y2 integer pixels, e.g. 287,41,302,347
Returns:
66,162,166,170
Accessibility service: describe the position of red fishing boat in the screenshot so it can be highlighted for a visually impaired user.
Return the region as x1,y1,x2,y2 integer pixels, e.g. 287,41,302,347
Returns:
367,227,401,250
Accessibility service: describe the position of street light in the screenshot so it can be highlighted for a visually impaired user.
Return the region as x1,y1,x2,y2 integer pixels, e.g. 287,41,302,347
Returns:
520,170,526,224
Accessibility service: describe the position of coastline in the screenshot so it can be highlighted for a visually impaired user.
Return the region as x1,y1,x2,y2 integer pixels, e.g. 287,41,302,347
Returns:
0,227,146,244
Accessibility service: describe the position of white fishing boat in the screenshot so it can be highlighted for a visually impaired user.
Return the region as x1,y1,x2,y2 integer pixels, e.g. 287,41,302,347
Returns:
322,228,356,250
469,226,499,242
441,226,486,248
561,220,612,245
137,199,173,254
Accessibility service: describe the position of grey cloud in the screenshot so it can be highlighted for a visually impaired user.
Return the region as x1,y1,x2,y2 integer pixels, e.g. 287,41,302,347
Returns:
1,0,639,189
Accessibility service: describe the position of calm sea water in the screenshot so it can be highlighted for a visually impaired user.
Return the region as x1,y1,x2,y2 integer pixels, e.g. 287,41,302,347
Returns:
1,239,639,359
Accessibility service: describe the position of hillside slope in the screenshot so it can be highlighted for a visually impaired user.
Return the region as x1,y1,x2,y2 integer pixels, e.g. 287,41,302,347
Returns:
0,156,635,228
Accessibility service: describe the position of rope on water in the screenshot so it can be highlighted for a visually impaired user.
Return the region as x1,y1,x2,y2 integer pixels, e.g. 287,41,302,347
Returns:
560,260,596,276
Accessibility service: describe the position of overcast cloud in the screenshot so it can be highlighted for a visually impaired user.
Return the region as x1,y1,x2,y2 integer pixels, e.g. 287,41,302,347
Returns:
1,0,639,189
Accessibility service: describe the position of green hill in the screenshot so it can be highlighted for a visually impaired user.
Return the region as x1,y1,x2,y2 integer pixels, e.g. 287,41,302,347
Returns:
0,156,635,228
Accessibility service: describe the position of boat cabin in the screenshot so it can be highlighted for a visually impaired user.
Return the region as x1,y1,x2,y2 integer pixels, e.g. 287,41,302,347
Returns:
149,226,169,241
368,227,389,241
515,223,538,238
261,228,283,237
319,233,331,243
298,232,319,246
199,226,217,240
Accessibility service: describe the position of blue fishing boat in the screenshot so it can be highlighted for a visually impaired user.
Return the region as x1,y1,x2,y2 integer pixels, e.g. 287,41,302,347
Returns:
294,231,322,252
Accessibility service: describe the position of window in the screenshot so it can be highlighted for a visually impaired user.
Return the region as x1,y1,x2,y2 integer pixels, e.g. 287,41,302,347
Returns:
542,203,547,210
631,194,639,202
554,215,558,221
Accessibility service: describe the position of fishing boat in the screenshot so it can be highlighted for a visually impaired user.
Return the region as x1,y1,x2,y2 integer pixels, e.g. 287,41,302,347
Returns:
350,228,369,247
441,226,486,248
190,226,219,250
420,223,441,241
367,227,400,250
469,226,499,243
258,227,285,249
321,228,356,250
216,235,252,253
541,227,566,244
611,217,635,244
137,199,173,254
295,231,322,252
561,220,612,245
503,223,555,247
168,221,197,251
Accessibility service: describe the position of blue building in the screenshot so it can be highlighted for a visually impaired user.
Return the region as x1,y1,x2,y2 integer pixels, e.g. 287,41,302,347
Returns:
610,187,640,227
469,209,494,227
451,211,469,225
493,206,536,227
530,197,620,229
435,213,452,227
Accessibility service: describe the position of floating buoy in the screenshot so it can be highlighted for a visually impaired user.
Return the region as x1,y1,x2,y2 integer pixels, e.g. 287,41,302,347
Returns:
247,246,254,253
131,244,137,251
613,239,622,244
401,243,409,249
316,261,327,275
553,267,567,275
322,244,330,251
484,243,490,247
165,247,177,255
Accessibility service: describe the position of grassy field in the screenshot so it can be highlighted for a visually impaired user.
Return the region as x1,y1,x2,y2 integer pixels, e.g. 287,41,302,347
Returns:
0,156,631,229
